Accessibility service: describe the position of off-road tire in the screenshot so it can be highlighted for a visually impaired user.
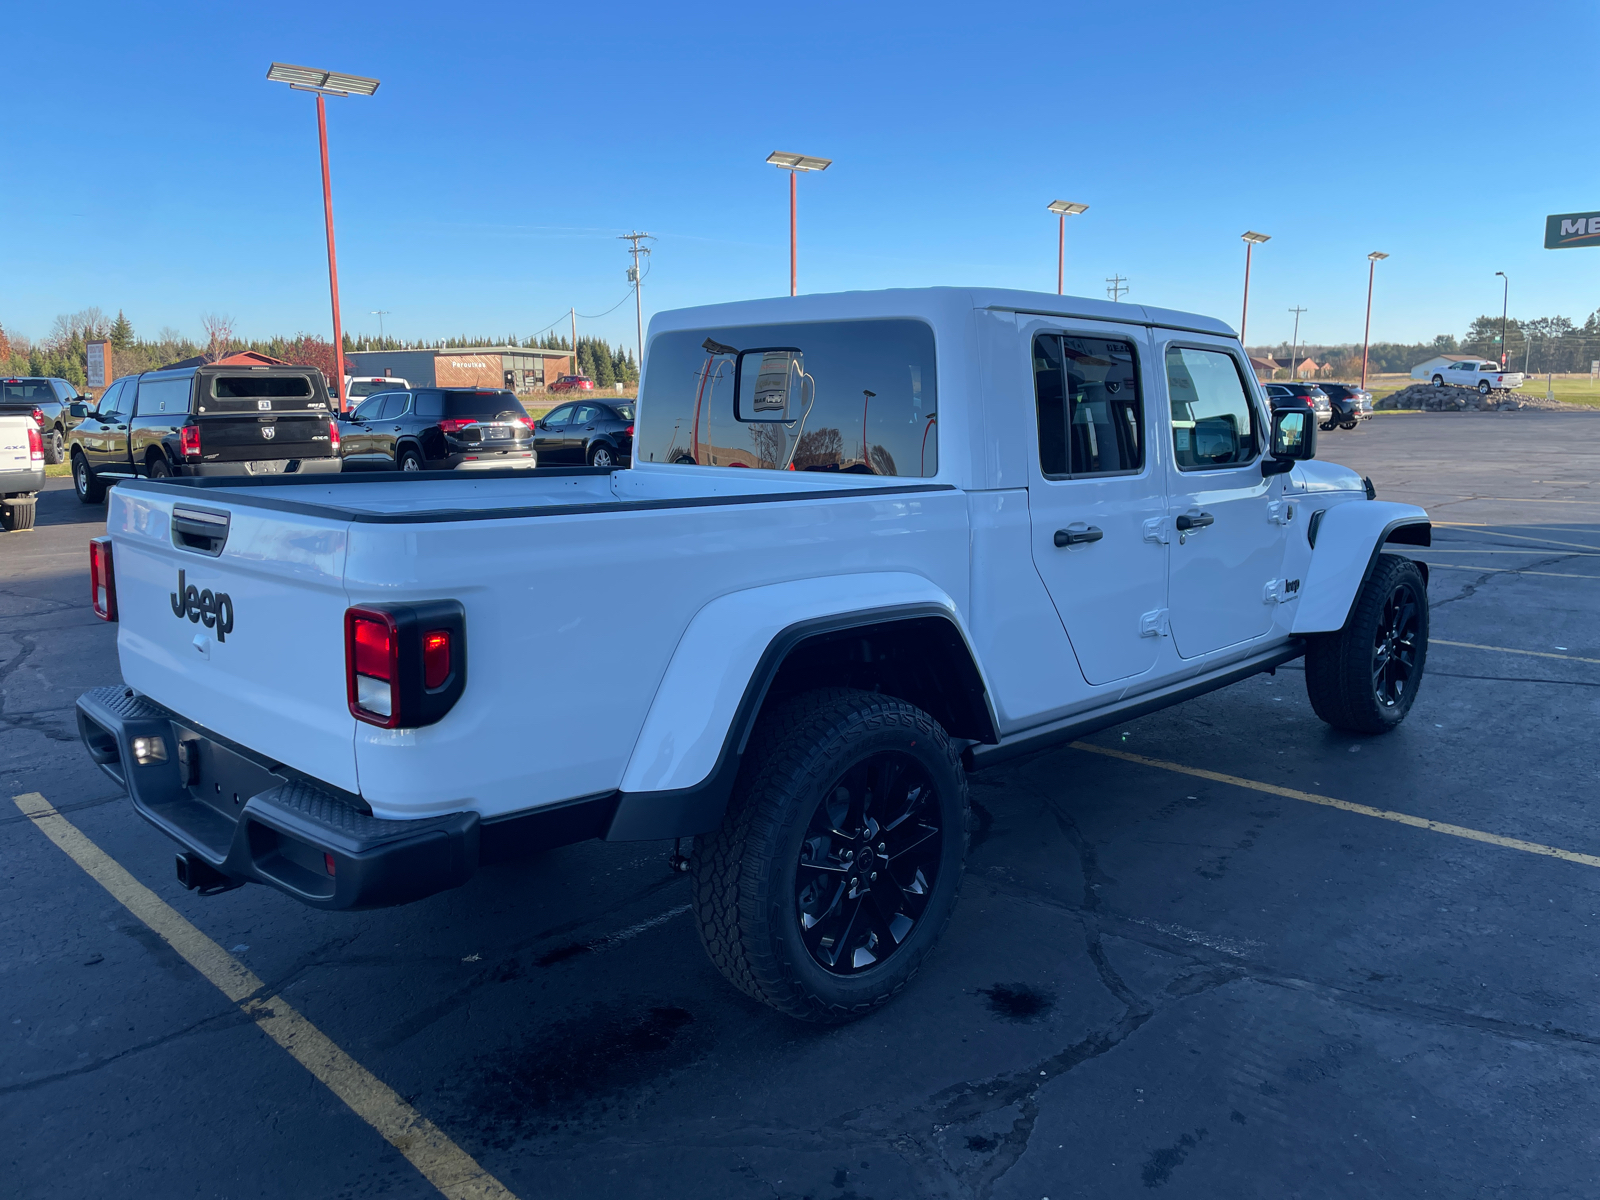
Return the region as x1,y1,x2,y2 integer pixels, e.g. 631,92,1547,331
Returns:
44,429,64,465
0,498,36,532
689,688,969,1023
1305,553,1428,734
72,451,106,504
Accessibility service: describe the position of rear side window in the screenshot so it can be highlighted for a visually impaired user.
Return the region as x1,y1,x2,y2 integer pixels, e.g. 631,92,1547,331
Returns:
1033,334,1144,478
414,392,444,419
445,391,521,419
134,377,192,417
1166,347,1260,470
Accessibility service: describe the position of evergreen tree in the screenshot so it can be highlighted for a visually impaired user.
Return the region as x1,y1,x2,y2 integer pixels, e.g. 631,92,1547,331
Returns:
592,339,615,387
110,310,134,349
577,340,596,379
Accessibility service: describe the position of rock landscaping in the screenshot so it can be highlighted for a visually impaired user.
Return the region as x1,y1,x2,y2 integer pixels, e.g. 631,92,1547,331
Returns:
1375,383,1576,412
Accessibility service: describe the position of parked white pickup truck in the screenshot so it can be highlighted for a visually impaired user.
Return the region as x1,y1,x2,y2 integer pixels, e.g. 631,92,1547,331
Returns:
76,287,1431,1022
1431,359,1523,394
1,415,45,531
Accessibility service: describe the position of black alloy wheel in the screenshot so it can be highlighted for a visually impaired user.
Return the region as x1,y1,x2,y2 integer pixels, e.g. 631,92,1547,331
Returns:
795,751,943,974
1372,578,1423,710
45,429,64,465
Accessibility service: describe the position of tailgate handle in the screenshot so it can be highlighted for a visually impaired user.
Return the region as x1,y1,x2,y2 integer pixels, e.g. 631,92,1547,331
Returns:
171,506,230,557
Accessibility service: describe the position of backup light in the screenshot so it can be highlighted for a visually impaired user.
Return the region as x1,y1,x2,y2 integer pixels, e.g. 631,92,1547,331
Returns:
131,736,167,765
90,536,117,622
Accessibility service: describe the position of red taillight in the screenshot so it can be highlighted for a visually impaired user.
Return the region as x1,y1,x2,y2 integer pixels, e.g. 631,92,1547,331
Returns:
514,416,533,432
438,417,475,434
32,406,44,426
625,423,634,437
28,426,43,463
328,420,341,452
90,536,116,621
423,631,451,689
346,608,400,726
180,424,201,457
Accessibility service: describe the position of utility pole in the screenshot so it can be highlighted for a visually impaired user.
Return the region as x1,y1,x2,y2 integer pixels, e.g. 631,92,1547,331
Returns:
1288,306,1308,380
619,231,655,382
1360,253,1388,390
1495,271,1509,367
1105,275,1129,302
370,310,390,346
570,308,577,377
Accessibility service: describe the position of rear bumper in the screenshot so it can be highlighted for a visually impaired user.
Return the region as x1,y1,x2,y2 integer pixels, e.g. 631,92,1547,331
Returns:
75,686,476,910
181,457,342,477
1,466,44,497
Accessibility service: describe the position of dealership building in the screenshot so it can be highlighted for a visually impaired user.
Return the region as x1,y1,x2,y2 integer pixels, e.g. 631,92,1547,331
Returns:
343,346,573,394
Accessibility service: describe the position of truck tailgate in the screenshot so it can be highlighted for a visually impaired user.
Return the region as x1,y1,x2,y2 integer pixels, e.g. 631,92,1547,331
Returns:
0,418,30,472
107,486,359,793
199,411,335,463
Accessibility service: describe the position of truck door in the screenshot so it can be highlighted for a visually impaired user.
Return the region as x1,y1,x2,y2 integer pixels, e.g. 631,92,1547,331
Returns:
86,379,132,473
1154,338,1285,658
1024,322,1169,685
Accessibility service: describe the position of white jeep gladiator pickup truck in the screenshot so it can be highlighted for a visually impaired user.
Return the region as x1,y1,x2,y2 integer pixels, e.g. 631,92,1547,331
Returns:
76,287,1431,1022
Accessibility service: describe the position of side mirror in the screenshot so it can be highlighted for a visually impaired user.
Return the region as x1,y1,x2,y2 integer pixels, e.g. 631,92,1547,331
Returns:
68,401,90,419
734,348,804,422
1264,403,1316,476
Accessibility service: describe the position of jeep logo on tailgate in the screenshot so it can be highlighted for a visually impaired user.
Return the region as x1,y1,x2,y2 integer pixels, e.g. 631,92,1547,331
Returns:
170,570,235,642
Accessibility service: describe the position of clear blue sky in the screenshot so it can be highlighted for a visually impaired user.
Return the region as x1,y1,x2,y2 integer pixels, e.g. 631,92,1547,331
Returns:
5,0,1597,355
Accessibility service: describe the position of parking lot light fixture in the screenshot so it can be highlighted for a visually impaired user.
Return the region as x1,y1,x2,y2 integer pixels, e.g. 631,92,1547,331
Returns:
267,62,381,411
1239,232,1270,347
1361,252,1388,390
1046,201,1088,294
766,152,831,297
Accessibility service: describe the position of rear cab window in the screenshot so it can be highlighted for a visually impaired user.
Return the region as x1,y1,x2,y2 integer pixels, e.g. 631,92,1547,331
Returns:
199,372,328,414
638,318,938,475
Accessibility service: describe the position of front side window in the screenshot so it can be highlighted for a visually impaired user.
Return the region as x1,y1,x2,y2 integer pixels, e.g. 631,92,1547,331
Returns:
1033,334,1143,478
1166,347,1260,470
96,379,127,417
352,395,387,421
637,319,937,475
377,394,409,420
544,404,575,425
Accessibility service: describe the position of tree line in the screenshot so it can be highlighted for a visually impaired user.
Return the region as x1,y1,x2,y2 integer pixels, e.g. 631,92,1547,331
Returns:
1,309,639,391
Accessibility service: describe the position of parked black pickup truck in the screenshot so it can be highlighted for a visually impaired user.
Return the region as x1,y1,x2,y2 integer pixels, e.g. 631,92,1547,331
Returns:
68,364,342,503
1,376,87,465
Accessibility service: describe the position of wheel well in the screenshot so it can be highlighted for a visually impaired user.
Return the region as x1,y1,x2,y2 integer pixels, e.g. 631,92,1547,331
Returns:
759,615,997,745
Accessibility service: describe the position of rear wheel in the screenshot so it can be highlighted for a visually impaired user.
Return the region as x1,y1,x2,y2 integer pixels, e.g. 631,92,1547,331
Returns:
588,444,614,468
1340,420,1358,430
1305,553,1428,734
0,497,36,532
72,452,105,504
44,429,64,465
398,448,423,472
690,688,968,1023
1432,374,1444,387
146,454,172,479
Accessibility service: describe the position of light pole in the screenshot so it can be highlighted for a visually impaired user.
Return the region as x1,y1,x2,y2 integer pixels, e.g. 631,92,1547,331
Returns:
1239,232,1270,348
267,63,380,412
1360,252,1388,390
1047,201,1088,294
619,231,654,383
766,152,831,296
370,310,390,346
1288,306,1307,380
1495,271,1509,366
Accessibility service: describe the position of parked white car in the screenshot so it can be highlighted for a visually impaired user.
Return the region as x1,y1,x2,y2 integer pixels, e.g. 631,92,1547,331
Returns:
1431,360,1523,394
76,287,1432,1022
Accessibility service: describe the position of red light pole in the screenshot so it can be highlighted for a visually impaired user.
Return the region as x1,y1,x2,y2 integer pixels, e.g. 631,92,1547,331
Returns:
267,63,381,412
1361,252,1389,390
766,152,832,296
1239,231,1270,351
1047,201,1088,294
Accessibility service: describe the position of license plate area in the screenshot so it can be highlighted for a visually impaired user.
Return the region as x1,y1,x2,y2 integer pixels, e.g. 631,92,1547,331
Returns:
244,459,291,474
176,729,285,821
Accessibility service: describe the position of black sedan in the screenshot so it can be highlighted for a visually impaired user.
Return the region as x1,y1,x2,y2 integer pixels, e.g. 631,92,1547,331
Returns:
531,400,633,467
339,387,534,471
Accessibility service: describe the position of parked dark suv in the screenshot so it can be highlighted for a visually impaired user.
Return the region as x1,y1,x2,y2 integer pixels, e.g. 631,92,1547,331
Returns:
67,365,341,503
338,387,534,471
2,376,87,465
532,400,633,467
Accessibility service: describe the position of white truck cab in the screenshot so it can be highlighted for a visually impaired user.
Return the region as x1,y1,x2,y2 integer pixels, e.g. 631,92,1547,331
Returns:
76,287,1430,1022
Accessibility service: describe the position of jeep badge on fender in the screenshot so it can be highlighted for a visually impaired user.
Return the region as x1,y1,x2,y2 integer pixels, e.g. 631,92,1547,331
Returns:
170,569,235,642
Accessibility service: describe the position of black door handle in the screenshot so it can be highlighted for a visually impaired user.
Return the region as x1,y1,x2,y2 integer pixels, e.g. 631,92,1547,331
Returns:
1175,510,1214,531
1054,524,1104,547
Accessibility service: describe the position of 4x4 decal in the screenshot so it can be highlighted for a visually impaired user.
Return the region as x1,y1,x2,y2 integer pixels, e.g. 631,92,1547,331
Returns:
170,569,235,642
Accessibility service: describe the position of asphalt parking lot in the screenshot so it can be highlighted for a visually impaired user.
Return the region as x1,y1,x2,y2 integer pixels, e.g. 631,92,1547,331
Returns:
5,411,1599,1200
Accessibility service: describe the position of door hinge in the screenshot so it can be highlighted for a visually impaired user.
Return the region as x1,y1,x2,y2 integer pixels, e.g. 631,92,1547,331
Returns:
1142,516,1170,545
1267,500,1296,526
1263,578,1302,604
1140,608,1170,638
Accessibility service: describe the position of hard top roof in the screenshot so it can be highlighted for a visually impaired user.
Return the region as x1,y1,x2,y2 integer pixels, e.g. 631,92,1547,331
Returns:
647,286,1236,340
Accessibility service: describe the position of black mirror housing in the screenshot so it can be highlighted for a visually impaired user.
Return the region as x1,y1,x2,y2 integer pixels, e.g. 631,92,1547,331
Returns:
1267,401,1317,468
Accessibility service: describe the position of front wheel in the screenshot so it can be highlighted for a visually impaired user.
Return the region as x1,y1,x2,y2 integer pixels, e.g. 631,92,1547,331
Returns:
690,689,969,1023
1432,374,1444,388
1305,553,1428,734
72,452,106,504
1341,420,1358,431
1478,381,1491,395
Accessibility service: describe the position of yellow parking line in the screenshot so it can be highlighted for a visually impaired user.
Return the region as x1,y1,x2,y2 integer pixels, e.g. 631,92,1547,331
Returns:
1423,563,1599,580
12,792,517,1200
1431,639,1600,665
1067,743,1600,869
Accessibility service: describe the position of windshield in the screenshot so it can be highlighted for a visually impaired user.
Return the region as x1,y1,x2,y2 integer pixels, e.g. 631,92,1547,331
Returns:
638,319,938,475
